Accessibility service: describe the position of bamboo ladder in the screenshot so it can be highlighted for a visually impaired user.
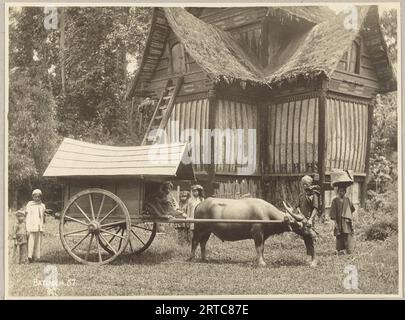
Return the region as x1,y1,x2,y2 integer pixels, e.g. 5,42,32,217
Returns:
141,76,184,145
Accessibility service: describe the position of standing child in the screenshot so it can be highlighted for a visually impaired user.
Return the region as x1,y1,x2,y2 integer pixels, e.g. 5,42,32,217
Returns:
329,186,356,255
175,191,190,244
12,210,28,264
187,185,204,242
25,189,46,262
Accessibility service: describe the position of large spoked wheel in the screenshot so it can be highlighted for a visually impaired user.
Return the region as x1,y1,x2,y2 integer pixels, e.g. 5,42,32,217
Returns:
60,188,131,265
99,222,157,255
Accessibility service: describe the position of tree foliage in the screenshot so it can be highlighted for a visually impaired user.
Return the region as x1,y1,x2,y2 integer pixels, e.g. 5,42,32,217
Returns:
8,7,151,207
380,8,397,67
368,8,398,193
56,7,151,144
8,68,59,207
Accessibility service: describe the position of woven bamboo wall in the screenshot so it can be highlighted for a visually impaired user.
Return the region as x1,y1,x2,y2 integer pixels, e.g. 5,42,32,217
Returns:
266,97,319,174
214,99,260,175
325,98,369,173
164,98,210,173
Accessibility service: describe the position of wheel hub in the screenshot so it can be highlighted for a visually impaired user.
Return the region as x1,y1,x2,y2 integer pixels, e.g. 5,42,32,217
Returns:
88,221,101,234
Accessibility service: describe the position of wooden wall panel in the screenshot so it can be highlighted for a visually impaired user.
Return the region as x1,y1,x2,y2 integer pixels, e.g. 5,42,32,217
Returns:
164,98,210,173
213,178,262,199
326,98,369,173
214,99,259,175
266,97,319,174
264,176,301,209
64,180,143,220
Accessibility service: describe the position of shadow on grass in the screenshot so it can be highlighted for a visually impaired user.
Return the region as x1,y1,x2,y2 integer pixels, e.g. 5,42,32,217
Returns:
190,257,253,266
268,256,307,268
36,248,178,266
112,249,177,265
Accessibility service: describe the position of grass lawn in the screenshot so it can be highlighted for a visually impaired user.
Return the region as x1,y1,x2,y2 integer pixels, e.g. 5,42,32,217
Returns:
7,214,399,297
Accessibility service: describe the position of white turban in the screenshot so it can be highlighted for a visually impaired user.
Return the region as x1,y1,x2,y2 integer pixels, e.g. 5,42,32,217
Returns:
301,175,313,184
32,189,42,196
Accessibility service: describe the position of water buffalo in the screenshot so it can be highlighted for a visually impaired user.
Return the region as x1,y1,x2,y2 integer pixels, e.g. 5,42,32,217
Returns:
187,197,310,267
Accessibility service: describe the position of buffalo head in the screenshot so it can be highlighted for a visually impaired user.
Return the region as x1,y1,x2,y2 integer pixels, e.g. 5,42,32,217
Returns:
282,201,307,232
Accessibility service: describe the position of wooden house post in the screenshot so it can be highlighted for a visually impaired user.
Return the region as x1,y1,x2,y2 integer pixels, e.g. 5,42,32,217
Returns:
259,101,268,191
318,83,328,214
207,88,217,197
361,101,374,207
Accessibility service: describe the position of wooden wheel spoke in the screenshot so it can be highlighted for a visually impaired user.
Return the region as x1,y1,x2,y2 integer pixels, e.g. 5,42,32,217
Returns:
99,233,117,255
95,235,103,262
71,232,90,251
64,227,89,237
85,234,94,261
100,228,126,240
128,236,134,253
100,220,126,229
74,202,91,223
96,194,105,221
131,229,145,246
99,203,119,224
107,227,121,244
118,228,125,250
104,225,119,231
133,225,153,232
89,194,95,220
64,215,89,226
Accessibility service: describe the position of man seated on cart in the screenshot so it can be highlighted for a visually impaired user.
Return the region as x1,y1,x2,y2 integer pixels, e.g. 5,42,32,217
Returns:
144,181,187,219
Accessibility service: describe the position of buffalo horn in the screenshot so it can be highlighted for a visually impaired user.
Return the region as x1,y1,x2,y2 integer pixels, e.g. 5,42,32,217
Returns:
282,201,305,222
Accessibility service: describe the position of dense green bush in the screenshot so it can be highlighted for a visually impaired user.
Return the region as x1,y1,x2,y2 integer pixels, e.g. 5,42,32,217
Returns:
359,182,398,241
364,219,397,241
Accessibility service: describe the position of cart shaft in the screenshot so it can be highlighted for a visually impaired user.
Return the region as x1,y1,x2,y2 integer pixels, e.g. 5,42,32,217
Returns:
135,217,285,224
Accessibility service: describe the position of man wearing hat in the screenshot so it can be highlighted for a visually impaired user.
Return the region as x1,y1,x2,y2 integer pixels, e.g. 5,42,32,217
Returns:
25,189,46,262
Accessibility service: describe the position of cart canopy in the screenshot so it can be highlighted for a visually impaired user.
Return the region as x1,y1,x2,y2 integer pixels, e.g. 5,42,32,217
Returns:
43,138,195,180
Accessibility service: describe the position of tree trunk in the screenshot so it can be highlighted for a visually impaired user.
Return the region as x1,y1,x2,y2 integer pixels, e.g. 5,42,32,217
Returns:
59,8,66,97
12,188,18,211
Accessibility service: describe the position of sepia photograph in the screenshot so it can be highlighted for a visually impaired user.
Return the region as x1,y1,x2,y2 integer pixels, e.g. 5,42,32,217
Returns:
4,2,401,298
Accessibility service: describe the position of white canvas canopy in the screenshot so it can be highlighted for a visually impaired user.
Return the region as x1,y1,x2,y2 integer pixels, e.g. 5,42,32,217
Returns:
43,138,195,180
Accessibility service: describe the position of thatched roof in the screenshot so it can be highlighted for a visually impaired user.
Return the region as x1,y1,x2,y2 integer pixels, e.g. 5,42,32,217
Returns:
164,7,264,83
264,7,370,85
126,5,396,98
265,6,336,24
264,5,396,90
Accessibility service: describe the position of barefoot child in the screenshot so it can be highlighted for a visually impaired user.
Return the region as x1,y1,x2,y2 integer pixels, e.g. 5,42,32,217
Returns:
330,186,356,255
187,185,204,242
175,191,190,244
12,210,28,264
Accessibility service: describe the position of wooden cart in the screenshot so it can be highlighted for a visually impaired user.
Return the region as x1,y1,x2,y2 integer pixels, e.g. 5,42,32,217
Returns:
44,138,284,265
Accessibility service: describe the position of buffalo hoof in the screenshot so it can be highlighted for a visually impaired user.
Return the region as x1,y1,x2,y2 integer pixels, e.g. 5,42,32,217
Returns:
257,260,267,267
186,256,195,262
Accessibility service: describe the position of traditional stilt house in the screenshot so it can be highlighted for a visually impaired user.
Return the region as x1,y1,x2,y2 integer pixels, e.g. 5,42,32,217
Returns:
126,6,396,211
